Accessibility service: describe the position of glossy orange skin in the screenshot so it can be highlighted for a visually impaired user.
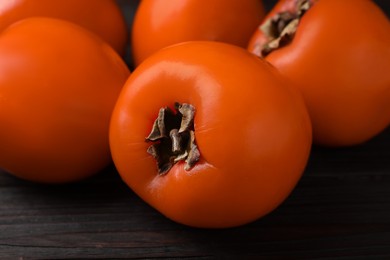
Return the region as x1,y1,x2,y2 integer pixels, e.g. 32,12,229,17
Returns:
0,0,127,55
110,41,312,228
248,0,390,146
0,17,130,183
131,0,265,66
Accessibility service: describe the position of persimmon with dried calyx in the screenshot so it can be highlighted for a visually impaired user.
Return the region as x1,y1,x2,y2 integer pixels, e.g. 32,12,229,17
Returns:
109,41,312,228
131,0,265,66
0,17,130,183
0,0,128,55
248,0,390,146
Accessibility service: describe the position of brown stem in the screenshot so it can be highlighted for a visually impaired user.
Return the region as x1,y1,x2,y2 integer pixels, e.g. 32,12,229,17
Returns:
258,0,313,58
146,102,200,175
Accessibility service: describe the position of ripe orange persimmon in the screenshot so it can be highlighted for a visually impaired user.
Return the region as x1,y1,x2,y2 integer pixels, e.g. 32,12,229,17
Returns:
0,17,130,183
109,41,312,228
131,0,265,66
248,0,390,146
0,0,127,55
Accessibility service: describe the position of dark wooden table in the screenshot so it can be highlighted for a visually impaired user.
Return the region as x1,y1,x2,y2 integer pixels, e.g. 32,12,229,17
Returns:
1,1,389,259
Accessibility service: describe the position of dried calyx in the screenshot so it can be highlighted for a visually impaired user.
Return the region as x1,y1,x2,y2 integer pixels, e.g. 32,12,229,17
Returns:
146,102,200,175
259,0,312,58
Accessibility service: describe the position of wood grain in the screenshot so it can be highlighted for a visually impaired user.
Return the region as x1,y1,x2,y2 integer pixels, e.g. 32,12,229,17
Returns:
1,127,389,259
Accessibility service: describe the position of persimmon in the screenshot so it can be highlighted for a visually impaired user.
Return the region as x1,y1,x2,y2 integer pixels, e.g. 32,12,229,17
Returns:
0,17,130,183
131,0,265,66
109,41,312,228
248,0,390,146
0,0,127,55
